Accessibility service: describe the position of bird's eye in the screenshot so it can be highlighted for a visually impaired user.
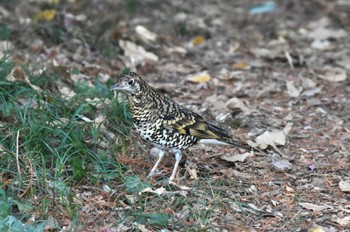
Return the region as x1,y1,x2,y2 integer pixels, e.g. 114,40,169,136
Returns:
128,79,135,86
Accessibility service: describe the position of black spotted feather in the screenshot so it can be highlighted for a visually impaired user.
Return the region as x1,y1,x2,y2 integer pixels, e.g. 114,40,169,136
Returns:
110,72,249,180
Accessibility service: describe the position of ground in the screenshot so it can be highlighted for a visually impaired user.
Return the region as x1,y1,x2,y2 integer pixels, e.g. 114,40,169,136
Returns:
0,0,349,231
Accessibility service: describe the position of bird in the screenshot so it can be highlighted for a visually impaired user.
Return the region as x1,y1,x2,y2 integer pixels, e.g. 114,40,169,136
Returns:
110,72,249,181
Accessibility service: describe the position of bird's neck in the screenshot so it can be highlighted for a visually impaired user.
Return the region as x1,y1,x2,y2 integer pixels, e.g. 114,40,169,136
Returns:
127,84,160,114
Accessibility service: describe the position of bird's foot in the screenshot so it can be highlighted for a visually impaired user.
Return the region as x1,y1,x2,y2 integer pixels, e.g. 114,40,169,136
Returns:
147,169,165,178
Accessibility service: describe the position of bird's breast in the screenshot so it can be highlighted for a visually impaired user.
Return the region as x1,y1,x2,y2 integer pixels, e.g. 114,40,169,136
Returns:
133,119,198,149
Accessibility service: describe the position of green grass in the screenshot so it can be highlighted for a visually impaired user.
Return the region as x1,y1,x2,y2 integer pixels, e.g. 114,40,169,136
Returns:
1,56,199,230
0,58,133,228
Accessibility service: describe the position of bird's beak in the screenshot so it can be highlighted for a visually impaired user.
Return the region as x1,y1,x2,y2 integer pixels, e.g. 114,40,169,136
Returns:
109,84,120,92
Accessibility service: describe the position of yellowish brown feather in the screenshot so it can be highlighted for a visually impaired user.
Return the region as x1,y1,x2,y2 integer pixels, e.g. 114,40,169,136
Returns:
162,113,226,140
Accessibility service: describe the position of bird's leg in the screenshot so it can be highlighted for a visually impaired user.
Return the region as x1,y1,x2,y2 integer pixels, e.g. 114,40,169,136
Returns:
148,149,165,178
169,150,182,182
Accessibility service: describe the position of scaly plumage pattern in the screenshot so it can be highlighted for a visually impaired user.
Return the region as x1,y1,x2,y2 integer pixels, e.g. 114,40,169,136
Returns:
110,72,247,181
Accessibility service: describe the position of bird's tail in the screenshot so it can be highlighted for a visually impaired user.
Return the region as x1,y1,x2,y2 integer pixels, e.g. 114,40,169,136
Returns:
204,122,251,150
221,138,251,150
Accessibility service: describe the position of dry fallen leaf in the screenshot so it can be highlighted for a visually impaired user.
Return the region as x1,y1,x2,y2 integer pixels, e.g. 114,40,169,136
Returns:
167,46,187,55
6,65,25,82
226,97,254,115
191,36,205,46
302,87,322,97
272,159,293,171
232,61,250,70
186,71,211,83
250,47,280,59
308,17,330,29
339,180,350,192
300,76,317,88
308,226,326,232
311,39,334,50
285,186,294,192
308,27,348,40
135,223,152,232
0,41,14,59
119,40,159,66
141,187,165,195
33,9,57,22
247,123,292,150
286,80,302,97
58,86,76,99
186,167,198,180
221,152,254,163
135,25,157,43
299,202,331,211
6,66,42,91
333,216,350,226
318,67,347,82
337,58,350,71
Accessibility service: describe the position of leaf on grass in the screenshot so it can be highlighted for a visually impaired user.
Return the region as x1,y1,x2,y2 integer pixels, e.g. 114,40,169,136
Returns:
0,41,14,59
221,152,254,162
299,202,330,211
339,180,350,192
125,176,152,193
247,123,292,150
6,66,42,91
58,86,76,99
140,187,165,195
186,71,211,83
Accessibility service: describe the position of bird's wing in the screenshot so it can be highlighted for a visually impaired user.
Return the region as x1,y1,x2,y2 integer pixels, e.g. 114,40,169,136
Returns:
161,108,230,140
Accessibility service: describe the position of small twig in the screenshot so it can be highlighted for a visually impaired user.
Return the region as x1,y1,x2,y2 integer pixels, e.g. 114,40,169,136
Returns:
272,144,289,158
16,129,21,177
280,208,302,229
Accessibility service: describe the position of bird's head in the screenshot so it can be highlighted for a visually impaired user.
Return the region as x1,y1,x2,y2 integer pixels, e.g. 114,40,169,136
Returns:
109,72,144,97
